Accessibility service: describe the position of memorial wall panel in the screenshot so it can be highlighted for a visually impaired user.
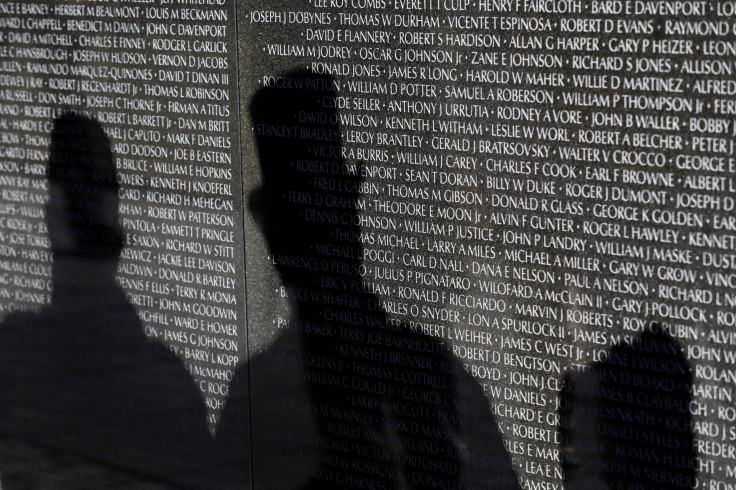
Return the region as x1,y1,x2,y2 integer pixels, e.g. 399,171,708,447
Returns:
239,1,736,489
0,1,246,487
0,0,734,489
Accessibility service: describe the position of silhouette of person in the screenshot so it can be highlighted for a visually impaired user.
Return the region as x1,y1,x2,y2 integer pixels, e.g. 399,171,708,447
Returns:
0,112,216,489
218,70,519,490
559,324,696,490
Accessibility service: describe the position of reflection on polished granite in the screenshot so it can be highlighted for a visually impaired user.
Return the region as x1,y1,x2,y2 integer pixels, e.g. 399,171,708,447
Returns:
0,437,175,489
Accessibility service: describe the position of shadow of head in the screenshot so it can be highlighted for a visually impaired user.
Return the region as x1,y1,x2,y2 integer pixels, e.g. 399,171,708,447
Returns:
248,70,361,284
560,323,695,490
46,112,123,259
